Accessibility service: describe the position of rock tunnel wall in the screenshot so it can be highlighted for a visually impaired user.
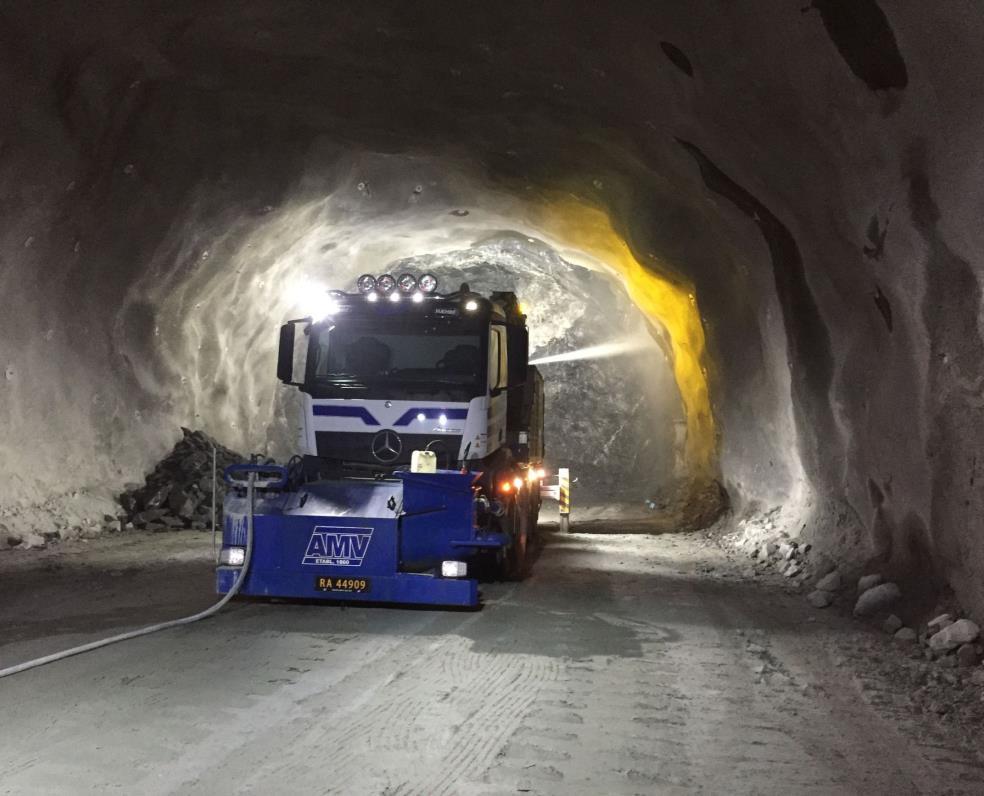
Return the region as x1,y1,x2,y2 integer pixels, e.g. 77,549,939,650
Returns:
3,3,984,614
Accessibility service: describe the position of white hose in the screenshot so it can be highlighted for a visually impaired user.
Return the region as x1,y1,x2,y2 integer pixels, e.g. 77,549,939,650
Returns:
0,473,257,680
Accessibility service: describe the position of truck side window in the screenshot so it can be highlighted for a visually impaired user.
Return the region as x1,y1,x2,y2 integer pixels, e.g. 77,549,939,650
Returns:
498,329,508,389
488,327,500,390
489,326,508,390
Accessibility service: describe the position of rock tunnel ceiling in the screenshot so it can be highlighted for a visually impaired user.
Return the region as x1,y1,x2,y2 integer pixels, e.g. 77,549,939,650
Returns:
4,2,984,616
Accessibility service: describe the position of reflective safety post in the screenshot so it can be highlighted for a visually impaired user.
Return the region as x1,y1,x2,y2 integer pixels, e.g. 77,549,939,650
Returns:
559,467,571,532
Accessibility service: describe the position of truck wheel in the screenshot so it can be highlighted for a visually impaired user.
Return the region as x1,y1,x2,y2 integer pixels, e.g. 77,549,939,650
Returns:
501,495,530,581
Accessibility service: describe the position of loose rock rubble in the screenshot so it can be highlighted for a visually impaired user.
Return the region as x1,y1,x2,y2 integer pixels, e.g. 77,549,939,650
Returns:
117,428,244,532
723,511,819,588
722,515,984,708
930,619,981,653
854,582,902,617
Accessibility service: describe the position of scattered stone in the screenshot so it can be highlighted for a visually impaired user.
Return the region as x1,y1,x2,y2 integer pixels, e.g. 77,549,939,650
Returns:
815,570,842,592
929,619,980,653
784,562,803,578
883,614,903,635
168,491,199,522
144,483,172,510
857,573,883,592
759,542,777,560
119,492,139,514
812,554,836,578
132,509,166,529
807,590,833,608
894,627,918,643
927,613,953,630
969,668,984,686
956,643,981,667
19,532,46,550
5,532,23,548
938,654,959,669
853,582,901,617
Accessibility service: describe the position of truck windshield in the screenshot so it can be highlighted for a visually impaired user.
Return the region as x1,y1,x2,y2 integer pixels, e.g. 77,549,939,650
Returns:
307,323,484,399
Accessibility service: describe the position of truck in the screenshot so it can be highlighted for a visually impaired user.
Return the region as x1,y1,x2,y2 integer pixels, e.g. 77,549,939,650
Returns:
215,271,545,608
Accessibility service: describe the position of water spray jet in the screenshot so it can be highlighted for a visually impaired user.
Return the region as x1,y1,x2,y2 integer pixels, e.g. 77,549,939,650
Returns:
529,336,658,366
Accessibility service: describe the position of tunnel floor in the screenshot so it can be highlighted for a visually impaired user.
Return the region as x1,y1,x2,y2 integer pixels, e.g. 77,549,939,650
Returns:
1,529,982,793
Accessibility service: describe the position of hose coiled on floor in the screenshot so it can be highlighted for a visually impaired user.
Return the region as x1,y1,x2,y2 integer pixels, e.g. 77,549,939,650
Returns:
0,473,257,680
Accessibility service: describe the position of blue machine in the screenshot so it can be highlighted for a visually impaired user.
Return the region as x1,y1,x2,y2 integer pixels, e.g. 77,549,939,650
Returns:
216,463,509,608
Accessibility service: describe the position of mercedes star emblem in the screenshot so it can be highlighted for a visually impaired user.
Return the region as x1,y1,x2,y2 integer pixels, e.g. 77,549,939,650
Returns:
371,429,402,463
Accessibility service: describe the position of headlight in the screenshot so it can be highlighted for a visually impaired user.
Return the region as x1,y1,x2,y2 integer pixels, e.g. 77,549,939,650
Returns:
376,274,396,294
356,274,376,293
397,273,417,293
219,547,246,566
418,273,438,293
441,560,467,578
464,299,479,311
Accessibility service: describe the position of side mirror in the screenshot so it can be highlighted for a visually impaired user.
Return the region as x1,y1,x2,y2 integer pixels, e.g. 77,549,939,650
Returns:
277,319,308,385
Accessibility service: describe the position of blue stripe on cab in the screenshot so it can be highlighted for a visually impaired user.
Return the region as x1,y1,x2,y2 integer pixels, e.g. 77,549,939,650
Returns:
312,405,380,425
394,408,469,426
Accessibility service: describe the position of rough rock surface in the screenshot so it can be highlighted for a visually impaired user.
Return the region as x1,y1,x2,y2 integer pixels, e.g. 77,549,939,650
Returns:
816,570,843,592
929,619,981,653
3,3,984,622
117,429,243,532
956,644,981,667
882,614,903,635
854,583,902,617
857,574,884,593
807,590,833,609
928,614,953,630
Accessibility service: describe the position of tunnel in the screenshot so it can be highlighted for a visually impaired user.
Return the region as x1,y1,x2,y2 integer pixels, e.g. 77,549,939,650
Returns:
3,2,984,791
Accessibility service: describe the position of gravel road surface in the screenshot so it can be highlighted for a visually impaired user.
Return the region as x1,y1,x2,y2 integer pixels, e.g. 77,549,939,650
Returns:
1,529,982,794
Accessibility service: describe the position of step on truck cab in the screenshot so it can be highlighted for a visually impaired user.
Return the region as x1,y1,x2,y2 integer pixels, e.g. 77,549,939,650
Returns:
216,271,544,607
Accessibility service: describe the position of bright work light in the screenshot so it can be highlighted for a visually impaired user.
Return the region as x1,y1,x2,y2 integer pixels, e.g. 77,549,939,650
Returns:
441,561,467,578
356,274,376,293
397,273,417,293
418,273,438,293
219,547,245,566
376,274,397,294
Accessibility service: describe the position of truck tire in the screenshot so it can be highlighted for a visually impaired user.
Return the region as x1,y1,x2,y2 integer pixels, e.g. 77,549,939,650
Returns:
501,494,530,581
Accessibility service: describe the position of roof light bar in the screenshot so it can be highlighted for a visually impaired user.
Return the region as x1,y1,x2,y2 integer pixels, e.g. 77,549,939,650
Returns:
356,274,376,293
397,273,417,294
376,274,397,294
418,273,438,294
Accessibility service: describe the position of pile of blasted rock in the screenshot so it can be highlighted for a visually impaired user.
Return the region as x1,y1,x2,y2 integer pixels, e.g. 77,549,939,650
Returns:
117,428,244,532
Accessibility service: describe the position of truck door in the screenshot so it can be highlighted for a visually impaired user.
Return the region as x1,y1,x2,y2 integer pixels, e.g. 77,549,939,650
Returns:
487,324,508,454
